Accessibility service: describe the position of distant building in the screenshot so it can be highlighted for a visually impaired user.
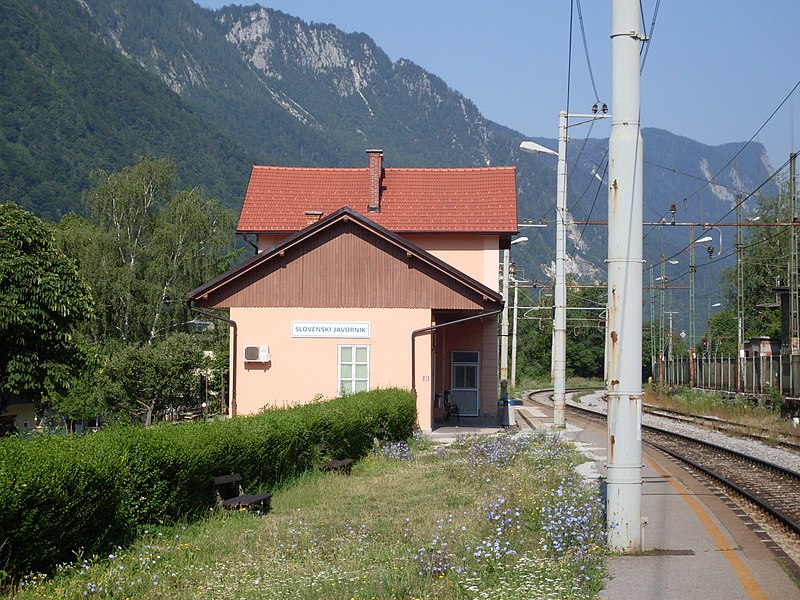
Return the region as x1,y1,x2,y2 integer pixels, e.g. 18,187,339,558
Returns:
189,150,518,430
0,392,35,435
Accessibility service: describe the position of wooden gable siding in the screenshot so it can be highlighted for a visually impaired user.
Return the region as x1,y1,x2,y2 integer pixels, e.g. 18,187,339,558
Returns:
198,220,489,310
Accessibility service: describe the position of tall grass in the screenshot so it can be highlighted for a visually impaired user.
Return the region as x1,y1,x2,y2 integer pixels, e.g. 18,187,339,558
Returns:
12,431,607,599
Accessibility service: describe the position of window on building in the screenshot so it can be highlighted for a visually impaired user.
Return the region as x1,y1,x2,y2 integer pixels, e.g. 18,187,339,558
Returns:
339,345,370,395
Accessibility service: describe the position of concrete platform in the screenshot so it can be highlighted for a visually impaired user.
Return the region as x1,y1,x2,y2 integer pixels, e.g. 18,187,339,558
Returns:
428,416,507,443
517,397,800,599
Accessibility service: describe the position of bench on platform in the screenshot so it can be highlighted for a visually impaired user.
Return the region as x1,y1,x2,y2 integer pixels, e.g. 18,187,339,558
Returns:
212,473,272,512
443,392,460,422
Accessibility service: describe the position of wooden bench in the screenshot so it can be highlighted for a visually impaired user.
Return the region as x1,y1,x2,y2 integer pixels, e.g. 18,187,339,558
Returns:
212,473,272,511
316,442,355,475
320,457,354,475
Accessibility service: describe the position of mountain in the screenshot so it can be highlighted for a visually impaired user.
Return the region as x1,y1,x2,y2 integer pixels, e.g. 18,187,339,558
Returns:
0,0,776,328
0,0,260,220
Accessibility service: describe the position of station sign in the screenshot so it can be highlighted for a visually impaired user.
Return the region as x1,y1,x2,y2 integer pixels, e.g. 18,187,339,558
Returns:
291,321,371,338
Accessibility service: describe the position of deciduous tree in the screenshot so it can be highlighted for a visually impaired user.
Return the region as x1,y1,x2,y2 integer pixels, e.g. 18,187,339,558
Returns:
103,333,208,426
0,203,93,408
57,157,237,345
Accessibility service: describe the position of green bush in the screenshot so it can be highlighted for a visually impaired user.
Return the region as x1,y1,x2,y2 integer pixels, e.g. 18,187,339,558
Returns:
0,388,416,576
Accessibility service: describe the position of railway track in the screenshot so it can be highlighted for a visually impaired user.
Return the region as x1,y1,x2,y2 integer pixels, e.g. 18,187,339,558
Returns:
560,400,800,536
644,426,800,536
525,390,800,576
642,405,800,452
532,387,800,450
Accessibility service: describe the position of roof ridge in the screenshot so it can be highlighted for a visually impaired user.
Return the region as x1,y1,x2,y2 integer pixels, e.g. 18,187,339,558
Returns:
250,165,515,173
251,165,368,172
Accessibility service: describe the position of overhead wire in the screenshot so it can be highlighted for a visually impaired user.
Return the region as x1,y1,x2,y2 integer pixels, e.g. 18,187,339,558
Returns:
639,0,661,73
563,0,608,256
644,154,794,280
642,81,798,248
683,78,800,204
575,0,600,102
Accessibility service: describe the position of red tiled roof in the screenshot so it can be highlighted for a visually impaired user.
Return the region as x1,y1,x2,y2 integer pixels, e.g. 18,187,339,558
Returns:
236,165,517,233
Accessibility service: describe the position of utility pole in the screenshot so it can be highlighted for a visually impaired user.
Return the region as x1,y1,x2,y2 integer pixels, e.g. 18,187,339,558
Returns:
500,247,510,383
689,224,697,386
552,111,569,427
520,113,605,428
791,153,799,395
658,254,666,384
736,193,744,393
510,276,524,389
649,268,656,381
606,0,645,553
500,237,528,386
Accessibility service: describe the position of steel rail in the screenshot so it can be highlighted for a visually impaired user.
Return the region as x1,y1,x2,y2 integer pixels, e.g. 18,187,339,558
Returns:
558,400,800,536
643,426,800,536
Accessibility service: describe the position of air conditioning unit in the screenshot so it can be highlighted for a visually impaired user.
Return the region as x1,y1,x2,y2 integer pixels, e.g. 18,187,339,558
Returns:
243,345,270,363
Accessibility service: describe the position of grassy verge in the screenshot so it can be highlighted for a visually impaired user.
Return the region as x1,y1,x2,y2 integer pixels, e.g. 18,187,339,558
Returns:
12,431,607,599
644,385,799,438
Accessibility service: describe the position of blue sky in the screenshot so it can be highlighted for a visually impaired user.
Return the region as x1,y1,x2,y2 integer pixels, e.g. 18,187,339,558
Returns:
195,1,799,169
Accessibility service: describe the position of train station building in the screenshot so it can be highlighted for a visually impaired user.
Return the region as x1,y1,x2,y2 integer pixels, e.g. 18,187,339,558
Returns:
188,150,518,430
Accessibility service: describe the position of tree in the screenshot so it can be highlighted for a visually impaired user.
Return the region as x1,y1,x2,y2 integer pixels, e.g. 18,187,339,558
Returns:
715,189,790,347
0,203,93,408
515,288,553,381
514,283,608,383
103,332,209,426
57,157,238,345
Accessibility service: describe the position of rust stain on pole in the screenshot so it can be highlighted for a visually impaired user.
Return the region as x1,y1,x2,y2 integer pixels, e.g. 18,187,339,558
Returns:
609,434,615,462
608,286,619,390
609,330,619,391
611,178,619,212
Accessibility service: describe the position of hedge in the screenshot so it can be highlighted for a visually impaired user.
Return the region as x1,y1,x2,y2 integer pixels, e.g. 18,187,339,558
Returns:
0,388,416,576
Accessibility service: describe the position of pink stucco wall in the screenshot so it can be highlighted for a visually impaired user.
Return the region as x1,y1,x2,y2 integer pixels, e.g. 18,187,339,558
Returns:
230,307,435,429
403,233,500,292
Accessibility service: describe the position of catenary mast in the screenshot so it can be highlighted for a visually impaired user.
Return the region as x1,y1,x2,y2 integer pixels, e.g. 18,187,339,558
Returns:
606,0,645,552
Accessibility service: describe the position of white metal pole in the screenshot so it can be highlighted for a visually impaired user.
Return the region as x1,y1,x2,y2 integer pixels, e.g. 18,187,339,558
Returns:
606,0,644,553
500,248,510,383
689,224,696,386
553,111,569,427
511,280,520,389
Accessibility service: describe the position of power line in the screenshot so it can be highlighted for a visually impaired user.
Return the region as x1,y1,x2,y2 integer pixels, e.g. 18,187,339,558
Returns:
644,154,793,246
683,79,800,203
576,0,600,102
640,0,661,73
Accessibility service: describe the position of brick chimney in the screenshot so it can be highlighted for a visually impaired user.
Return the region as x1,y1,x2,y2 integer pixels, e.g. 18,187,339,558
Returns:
367,149,383,213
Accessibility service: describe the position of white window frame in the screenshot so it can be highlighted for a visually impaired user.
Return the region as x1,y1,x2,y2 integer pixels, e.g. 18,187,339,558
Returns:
338,345,370,395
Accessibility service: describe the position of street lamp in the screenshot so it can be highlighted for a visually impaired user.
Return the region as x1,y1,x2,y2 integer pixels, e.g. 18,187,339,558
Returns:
501,236,528,384
520,110,608,427
696,228,723,257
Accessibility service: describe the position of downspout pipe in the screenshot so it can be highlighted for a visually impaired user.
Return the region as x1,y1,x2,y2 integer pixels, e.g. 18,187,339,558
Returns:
410,307,504,394
241,233,259,254
189,305,238,417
